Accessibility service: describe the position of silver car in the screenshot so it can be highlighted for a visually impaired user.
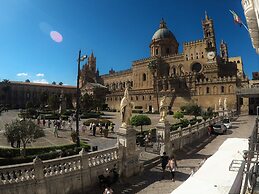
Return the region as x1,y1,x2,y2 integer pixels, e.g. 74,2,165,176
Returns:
213,123,227,134
222,118,232,129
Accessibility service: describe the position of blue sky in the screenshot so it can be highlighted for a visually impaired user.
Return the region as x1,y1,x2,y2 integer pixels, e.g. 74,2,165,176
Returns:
0,0,258,85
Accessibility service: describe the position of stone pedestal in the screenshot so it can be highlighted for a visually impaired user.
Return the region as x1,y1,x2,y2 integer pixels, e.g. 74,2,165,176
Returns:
117,126,140,177
218,107,224,117
156,121,172,156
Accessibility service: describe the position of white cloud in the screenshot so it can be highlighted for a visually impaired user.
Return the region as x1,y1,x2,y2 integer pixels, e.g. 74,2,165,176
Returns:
36,73,44,77
32,79,48,84
17,73,28,77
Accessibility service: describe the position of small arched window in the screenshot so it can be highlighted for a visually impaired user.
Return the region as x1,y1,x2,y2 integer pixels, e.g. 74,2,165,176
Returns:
143,73,147,81
166,48,170,55
155,48,158,55
206,87,210,94
221,86,225,93
173,68,176,75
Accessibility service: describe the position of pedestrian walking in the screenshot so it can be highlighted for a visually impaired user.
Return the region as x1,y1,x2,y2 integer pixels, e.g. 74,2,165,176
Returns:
168,156,178,181
53,124,58,137
42,118,46,127
161,152,169,179
48,119,51,128
93,123,96,136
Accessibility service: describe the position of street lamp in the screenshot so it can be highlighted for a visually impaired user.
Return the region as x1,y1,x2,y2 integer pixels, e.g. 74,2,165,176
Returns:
76,50,87,147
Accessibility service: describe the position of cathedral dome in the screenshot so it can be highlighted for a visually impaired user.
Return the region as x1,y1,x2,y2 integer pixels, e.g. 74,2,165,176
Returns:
152,19,177,42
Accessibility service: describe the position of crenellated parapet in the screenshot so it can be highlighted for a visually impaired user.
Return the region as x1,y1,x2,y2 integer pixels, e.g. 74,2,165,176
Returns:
196,76,237,85
183,39,205,46
101,69,132,78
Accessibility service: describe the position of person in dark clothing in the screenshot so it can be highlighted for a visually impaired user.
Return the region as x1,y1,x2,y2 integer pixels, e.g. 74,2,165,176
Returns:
93,123,96,136
161,152,169,178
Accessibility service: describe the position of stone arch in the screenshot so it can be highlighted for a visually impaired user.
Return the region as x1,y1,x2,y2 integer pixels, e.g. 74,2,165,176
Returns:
143,73,147,81
213,86,218,94
199,87,203,95
228,85,233,93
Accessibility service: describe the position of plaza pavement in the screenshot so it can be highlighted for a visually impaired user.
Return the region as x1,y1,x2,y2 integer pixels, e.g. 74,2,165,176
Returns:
0,110,256,193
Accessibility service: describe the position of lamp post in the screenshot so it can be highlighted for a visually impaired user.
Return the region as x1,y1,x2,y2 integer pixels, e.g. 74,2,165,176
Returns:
76,50,87,147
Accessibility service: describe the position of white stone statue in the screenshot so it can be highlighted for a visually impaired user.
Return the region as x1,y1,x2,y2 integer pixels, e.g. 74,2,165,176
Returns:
218,98,222,108
120,87,132,128
224,98,227,110
159,96,167,122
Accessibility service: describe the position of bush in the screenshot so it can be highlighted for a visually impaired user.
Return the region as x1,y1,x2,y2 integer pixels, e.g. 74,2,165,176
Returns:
130,115,151,132
0,143,90,158
0,142,90,166
80,112,101,119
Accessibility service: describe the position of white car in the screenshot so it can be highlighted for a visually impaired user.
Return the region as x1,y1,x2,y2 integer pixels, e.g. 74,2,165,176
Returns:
222,118,232,129
213,123,227,134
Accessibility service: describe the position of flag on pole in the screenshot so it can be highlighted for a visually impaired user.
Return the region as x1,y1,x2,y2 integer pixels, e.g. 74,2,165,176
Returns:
229,10,242,26
229,10,249,32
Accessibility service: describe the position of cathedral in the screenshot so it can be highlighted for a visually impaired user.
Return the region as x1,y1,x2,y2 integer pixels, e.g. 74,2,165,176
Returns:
80,13,249,112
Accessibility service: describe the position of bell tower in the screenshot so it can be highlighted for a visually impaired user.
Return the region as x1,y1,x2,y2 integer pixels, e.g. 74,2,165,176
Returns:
220,40,228,61
202,12,216,53
88,52,96,72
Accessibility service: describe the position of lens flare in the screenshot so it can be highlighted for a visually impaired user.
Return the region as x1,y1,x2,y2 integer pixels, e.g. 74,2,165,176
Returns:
50,31,63,43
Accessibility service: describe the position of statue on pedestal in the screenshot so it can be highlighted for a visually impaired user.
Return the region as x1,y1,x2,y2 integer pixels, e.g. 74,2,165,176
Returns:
224,98,227,110
159,96,167,122
218,98,222,108
120,87,132,128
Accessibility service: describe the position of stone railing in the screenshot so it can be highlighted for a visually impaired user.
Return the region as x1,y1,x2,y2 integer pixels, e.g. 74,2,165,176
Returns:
0,146,121,194
170,116,221,150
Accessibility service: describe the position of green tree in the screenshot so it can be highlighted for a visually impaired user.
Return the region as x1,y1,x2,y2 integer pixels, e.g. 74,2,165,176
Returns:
81,93,94,112
48,94,60,112
52,81,56,85
4,120,45,156
173,111,184,120
130,115,151,132
59,82,63,86
39,91,49,108
25,79,30,82
181,103,202,117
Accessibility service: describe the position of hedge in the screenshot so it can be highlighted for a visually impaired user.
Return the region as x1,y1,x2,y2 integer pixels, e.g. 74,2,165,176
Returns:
0,143,90,158
0,143,90,166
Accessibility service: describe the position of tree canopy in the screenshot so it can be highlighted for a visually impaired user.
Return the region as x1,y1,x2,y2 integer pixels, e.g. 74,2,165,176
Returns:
4,120,45,156
130,115,151,132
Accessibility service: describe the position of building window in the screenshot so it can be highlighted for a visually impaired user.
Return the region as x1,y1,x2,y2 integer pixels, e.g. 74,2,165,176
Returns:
131,96,133,100
142,96,145,100
206,87,210,94
143,73,147,81
186,55,188,61
149,96,152,100
173,68,176,75
166,48,170,55
221,86,225,93
155,48,158,55
136,96,138,100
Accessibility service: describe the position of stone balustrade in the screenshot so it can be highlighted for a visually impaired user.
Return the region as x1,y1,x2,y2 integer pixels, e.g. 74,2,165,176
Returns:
0,146,121,194
0,162,35,185
170,117,221,150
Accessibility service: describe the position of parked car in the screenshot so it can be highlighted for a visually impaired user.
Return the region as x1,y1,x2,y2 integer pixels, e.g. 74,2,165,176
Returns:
213,123,227,134
222,118,232,129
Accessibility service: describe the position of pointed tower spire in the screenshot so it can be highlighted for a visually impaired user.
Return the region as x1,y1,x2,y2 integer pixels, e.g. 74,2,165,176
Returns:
159,18,167,29
205,11,209,20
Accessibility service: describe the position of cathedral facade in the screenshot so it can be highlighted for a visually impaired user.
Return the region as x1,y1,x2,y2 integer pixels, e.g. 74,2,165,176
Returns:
82,13,249,112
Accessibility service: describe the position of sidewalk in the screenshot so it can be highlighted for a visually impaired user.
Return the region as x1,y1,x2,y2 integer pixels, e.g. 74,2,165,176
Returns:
89,115,256,194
